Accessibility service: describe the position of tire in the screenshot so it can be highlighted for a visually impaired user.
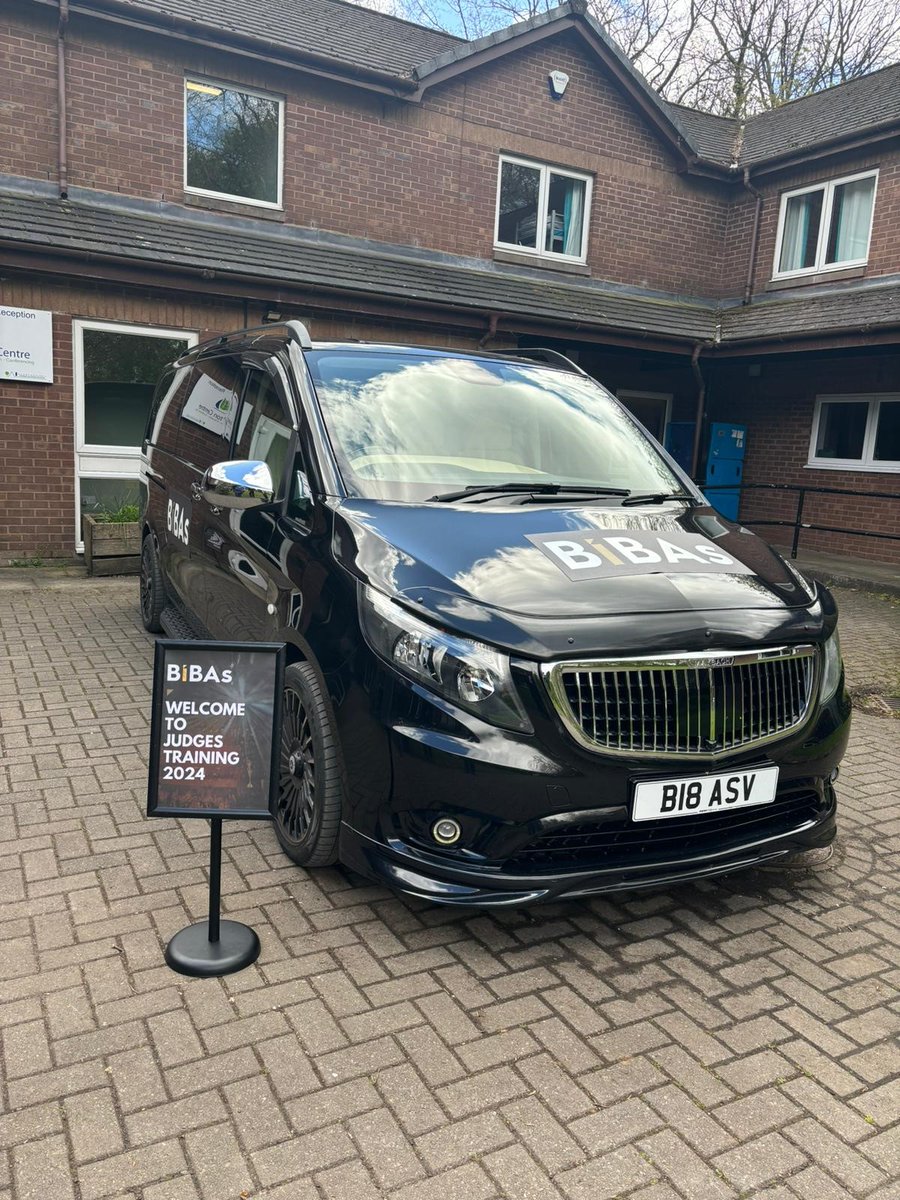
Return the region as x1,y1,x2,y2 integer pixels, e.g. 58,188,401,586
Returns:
275,661,343,867
139,535,165,633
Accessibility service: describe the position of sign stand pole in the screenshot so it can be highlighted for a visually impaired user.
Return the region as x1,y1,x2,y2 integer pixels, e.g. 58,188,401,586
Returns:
164,817,261,978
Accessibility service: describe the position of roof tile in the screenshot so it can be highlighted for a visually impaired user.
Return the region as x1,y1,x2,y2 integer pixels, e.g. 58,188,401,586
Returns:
115,0,460,77
3,190,897,346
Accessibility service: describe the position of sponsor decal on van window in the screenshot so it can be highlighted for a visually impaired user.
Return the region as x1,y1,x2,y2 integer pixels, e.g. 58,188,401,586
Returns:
526,530,753,580
182,374,238,438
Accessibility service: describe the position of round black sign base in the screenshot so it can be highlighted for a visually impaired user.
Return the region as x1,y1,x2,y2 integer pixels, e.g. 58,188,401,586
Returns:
165,920,261,978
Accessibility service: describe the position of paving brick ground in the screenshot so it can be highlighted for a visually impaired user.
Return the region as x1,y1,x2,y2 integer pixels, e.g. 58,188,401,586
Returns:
0,573,898,1200
832,588,900,715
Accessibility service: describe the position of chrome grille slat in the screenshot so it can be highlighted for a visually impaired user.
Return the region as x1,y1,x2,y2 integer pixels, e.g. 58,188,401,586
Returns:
551,646,817,759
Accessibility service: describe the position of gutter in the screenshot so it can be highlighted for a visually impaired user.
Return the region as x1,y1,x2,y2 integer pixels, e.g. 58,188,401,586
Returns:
740,122,900,179
57,0,69,199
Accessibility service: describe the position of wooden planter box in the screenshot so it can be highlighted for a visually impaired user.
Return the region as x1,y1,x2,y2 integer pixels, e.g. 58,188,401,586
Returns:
83,516,141,577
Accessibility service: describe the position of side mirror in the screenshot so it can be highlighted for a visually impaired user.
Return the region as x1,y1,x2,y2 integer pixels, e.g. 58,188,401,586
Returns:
202,460,275,509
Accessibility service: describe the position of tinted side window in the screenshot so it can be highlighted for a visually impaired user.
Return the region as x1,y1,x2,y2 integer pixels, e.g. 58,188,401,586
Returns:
145,365,194,452
233,370,293,496
178,356,243,470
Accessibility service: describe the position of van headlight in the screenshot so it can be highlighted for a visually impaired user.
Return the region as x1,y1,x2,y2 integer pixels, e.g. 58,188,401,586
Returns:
359,585,532,732
820,630,843,702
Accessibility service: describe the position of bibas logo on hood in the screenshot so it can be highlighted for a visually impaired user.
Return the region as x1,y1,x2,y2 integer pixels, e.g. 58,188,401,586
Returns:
526,529,753,581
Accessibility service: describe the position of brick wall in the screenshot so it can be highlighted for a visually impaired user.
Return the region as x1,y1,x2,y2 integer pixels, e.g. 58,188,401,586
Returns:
0,6,58,184
5,0,900,304
0,279,240,562
723,149,900,298
3,5,899,298
0,278,488,562
709,354,900,565
1,7,731,295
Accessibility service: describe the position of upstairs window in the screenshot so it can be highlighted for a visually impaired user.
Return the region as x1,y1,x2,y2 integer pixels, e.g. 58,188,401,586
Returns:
809,394,899,472
185,78,283,208
774,171,877,278
495,156,591,262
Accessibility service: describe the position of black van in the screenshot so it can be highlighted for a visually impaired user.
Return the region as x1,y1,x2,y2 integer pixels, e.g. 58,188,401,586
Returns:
140,320,850,905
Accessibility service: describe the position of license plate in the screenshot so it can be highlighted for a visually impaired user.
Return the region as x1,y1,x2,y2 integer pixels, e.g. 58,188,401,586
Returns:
632,764,779,822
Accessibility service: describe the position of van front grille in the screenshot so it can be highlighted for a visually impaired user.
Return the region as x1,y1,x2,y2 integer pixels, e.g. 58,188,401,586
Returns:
543,646,817,758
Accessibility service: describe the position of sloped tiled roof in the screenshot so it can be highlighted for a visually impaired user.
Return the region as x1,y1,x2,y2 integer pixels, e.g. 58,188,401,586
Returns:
719,279,900,342
741,62,900,165
0,190,716,341
3,188,898,346
662,104,740,166
96,0,462,77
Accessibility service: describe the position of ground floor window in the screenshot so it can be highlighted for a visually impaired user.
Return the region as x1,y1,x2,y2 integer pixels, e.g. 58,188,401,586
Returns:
809,394,900,471
74,321,196,546
617,390,672,444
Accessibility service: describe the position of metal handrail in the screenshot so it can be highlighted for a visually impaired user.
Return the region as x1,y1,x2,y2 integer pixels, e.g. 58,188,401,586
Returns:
700,481,900,558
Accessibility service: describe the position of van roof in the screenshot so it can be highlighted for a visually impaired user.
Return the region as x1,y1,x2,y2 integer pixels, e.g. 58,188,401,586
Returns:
179,323,582,374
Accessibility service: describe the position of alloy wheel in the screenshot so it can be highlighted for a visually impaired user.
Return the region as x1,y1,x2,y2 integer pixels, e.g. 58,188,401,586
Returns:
279,687,317,841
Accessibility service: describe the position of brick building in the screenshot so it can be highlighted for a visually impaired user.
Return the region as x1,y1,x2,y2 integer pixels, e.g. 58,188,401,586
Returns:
1,0,898,564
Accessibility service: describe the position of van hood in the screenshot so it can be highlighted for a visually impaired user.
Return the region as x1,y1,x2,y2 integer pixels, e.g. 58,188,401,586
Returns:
332,499,827,658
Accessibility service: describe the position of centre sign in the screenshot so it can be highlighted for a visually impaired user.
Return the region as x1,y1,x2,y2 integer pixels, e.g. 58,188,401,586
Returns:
0,306,54,383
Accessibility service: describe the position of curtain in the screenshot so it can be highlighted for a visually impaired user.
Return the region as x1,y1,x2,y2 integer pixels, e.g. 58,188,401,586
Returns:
779,195,812,272
830,178,874,263
563,179,585,257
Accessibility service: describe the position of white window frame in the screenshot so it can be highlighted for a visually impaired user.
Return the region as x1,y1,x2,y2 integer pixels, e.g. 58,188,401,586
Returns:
807,393,900,473
494,154,592,264
772,169,878,280
617,390,673,444
73,319,198,549
184,75,285,210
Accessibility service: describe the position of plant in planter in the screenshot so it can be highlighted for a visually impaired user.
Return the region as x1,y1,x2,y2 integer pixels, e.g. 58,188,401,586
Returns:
83,501,142,577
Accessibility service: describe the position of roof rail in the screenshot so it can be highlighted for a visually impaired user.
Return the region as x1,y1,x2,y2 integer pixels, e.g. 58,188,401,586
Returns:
284,319,313,349
191,319,313,358
497,347,587,375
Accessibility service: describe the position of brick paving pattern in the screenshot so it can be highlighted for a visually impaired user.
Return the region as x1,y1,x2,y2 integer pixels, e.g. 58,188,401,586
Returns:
832,588,900,713
0,574,898,1200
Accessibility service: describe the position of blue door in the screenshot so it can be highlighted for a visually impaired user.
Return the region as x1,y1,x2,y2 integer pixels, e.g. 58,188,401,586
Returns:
664,421,695,474
705,423,746,520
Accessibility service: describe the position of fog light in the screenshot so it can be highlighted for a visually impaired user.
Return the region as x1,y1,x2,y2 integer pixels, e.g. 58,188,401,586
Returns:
432,818,461,846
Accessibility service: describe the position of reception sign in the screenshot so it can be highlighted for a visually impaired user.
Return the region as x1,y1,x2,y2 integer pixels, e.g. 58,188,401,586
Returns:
148,639,284,819
0,307,54,383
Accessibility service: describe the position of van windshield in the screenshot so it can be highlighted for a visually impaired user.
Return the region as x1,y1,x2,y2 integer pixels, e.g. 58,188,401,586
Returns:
306,350,682,502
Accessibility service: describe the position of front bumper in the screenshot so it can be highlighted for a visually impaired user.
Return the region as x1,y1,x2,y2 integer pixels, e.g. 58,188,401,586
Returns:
340,783,837,905
336,656,850,906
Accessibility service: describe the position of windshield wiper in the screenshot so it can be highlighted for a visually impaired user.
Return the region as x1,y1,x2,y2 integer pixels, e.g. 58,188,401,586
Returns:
621,491,698,507
429,483,631,503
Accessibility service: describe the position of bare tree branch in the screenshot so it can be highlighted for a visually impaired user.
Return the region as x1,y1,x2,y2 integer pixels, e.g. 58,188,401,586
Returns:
387,0,900,116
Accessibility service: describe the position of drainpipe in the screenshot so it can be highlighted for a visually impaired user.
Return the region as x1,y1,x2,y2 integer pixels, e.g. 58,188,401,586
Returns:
742,167,762,305
57,0,69,198
690,342,706,479
477,312,499,349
